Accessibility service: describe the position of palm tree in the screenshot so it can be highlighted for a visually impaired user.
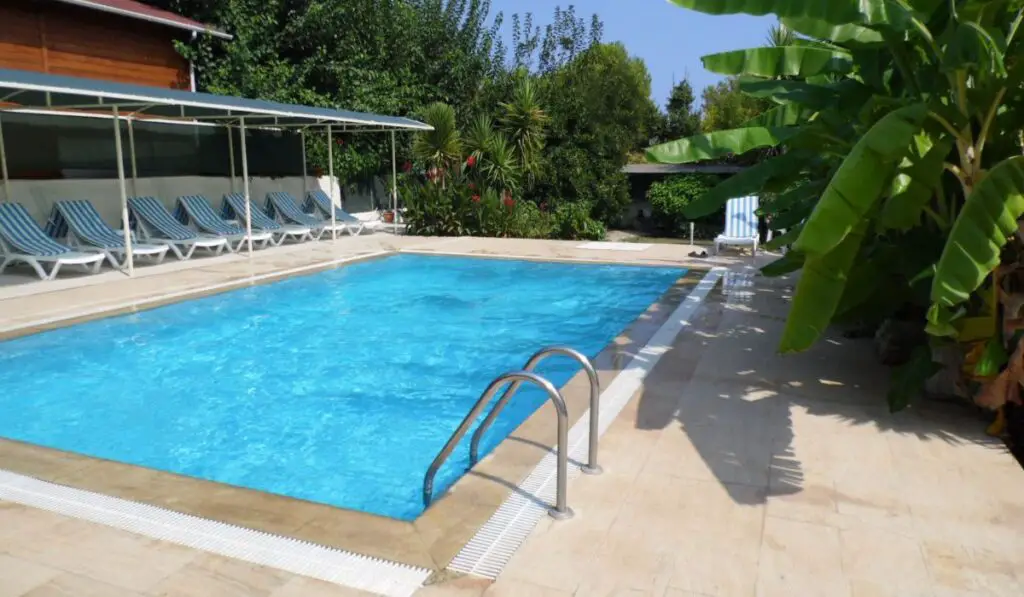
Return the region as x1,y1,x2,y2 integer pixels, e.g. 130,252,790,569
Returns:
413,102,462,180
499,77,548,188
765,21,793,48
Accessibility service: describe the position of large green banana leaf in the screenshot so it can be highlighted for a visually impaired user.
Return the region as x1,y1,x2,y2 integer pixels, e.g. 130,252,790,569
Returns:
781,17,883,44
761,251,805,277
680,151,812,218
880,135,951,231
742,103,810,127
942,21,1007,77
780,222,868,352
667,0,913,27
793,103,928,256
645,127,798,164
738,79,840,108
931,155,1024,307
702,46,853,78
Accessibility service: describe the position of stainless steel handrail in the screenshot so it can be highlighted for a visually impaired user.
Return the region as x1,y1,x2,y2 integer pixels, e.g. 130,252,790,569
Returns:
469,346,602,475
422,370,574,520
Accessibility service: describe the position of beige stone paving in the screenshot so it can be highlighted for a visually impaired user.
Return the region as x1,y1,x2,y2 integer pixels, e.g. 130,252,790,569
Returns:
2,238,1021,597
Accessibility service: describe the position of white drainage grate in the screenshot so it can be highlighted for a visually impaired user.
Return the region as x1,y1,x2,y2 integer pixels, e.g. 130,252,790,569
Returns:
575,241,651,251
0,470,430,597
448,267,726,578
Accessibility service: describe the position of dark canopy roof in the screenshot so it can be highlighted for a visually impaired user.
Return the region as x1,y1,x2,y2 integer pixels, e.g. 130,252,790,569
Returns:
0,68,431,132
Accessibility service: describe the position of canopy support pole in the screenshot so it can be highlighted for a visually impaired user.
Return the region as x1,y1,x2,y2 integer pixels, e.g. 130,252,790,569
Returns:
300,130,308,201
227,125,236,193
0,114,8,202
239,117,253,256
127,118,138,198
112,107,134,276
327,124,336,240
391,131,398,235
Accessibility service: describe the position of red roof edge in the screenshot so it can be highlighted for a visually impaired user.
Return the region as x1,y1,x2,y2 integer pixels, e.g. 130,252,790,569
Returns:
52,0,233,39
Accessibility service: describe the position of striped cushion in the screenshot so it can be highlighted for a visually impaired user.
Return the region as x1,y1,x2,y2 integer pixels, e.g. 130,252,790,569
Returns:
724,196,759,239
267,192,323,227
54,200,125,249
128,197,197,241
177,195,245,236
222,193,281,231
0,203,72,257
305,190,360,223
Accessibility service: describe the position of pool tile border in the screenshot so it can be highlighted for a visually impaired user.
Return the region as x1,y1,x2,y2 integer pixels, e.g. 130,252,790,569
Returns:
0,469,431,597
446,267,726,579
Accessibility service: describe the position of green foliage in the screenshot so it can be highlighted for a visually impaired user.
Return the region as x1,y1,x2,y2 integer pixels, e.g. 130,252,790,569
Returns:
551,201,606,240
498,76,548,187
699,78,773,133
660,79,701,142
654,0,1024,411
413,103,462,172
161,1,654,230
646,175,715,236
153,0,506,183
534,42,660,225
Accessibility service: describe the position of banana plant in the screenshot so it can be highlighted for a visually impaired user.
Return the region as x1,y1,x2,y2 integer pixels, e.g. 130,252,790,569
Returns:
649,0,1024,410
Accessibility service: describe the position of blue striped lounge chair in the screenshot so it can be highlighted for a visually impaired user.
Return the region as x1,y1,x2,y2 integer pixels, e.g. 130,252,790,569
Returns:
221,193,312,245
715,196,760,256
128,196,228,260
175,195,273,252
266,191,347,240
0,202,104,280
304,189,371,236
47,199,170,269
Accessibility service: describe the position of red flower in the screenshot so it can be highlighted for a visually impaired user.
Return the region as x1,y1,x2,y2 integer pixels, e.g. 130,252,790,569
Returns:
403,161,413,173
468,182,477,191
502,192,515,209
471,194,481,203
335,137,344,146
466,155,477,168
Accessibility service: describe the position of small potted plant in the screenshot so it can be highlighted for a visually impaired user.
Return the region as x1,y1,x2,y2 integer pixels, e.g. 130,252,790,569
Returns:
382,209,395,224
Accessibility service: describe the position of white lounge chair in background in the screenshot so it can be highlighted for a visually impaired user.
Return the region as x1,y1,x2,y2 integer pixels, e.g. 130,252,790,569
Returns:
715,196,760,255
48,199,169,268
128,196,228,260
0,202,105,280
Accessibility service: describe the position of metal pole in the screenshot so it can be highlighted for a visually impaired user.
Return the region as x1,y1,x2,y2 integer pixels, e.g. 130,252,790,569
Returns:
690,222,694,247
0,114,8,202
326,125,336,240
469,346,601,474
300,130,308,199
227,125,236,193
127,118,138,198
112,107,134,276
391,130,398,234
239,117,253,256
422,371,573,520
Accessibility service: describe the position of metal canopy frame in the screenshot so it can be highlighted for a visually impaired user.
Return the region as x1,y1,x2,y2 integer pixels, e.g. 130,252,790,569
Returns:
0,68,426,278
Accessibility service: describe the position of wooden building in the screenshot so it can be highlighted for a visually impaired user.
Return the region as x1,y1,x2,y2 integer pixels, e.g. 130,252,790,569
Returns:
0,0,229,90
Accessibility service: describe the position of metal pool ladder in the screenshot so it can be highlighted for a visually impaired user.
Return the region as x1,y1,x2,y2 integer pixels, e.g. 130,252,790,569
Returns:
421,345,601,521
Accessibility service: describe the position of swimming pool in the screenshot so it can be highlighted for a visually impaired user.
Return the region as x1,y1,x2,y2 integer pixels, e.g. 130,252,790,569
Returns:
0,254,684,520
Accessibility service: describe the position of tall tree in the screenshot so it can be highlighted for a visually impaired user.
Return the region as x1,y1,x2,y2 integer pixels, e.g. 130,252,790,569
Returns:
662,78,701,141
699,78,770,133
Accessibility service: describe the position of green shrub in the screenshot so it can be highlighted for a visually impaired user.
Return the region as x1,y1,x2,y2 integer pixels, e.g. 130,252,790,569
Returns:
646,175,714,237
551,201,605,241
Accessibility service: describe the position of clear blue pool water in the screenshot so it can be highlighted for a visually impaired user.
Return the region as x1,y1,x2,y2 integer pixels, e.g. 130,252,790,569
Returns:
0,254,684,520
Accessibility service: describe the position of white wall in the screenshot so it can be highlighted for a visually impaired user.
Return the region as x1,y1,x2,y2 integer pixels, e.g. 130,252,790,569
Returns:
3,175,345,225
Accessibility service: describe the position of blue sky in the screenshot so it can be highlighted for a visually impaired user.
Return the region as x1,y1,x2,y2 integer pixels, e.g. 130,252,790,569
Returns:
489,0,774,109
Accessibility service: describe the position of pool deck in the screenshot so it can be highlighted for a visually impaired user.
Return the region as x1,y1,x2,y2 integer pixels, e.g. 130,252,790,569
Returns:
2,236,1023,596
